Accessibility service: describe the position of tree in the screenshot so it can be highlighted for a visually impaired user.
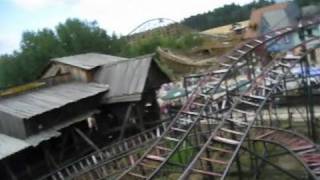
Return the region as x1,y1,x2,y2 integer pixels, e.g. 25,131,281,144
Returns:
181,0,274,31
56,19,112,54
0,18,120,89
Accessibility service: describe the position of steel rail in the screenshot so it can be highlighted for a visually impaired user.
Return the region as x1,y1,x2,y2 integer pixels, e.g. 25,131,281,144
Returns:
117,16,320,180
178,36,320,179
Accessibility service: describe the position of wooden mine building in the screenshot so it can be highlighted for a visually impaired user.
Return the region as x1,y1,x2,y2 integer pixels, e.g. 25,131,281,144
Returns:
0,53,170,180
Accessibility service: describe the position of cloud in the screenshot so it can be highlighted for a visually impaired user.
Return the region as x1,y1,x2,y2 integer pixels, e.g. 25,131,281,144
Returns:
1,0,253,54
0,33,21,54
12,0,72,11
71,0,252,35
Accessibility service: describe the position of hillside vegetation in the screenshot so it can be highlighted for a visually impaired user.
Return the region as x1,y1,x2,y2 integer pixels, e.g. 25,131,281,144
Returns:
0,0,317,89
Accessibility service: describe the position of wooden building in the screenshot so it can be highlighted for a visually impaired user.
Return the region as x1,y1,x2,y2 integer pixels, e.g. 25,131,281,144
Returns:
0,81,109,180
94,54,170,139
0,52,170,179
42,53,127,82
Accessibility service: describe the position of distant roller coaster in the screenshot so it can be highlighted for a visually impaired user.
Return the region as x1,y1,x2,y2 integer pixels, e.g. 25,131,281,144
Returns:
127,17,191,36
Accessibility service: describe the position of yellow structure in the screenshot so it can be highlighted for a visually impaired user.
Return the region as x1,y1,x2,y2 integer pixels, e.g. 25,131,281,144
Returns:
201,20,249,36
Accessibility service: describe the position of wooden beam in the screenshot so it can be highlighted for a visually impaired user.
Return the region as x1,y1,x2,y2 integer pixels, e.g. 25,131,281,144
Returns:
58,130,70,162
3,161,18,180
74,128,102,153
42,146,59,170
135,104,145,132
119,103,134,140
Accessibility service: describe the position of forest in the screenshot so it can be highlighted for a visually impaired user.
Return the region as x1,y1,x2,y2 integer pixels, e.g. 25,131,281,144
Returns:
0,0,318,89
181,0,319,31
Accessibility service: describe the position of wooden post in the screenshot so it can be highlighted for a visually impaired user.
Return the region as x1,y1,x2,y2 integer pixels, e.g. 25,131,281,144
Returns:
119,103,133,140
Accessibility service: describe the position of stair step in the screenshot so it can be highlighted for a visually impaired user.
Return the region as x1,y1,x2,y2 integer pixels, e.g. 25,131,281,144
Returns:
146,154,165,162
233,108,254,116
246,94,267,101
182,111,200,116
278,62,291,68
226,118,248,126
128,172,147,179
207,146,233,154
192,168,222,177
236,49,246,55
199,93,210,98
155,146,172,152
253,39,263,44
265,35,272,39
171,127,187,133
240,99,260,107
227,55,239,61
178,118,193,124
200,157,228,165
213,136,240,145
275,30,282,35
244,44,254,49
164,136,180,142
291,145,314,152
192,102,206,107
220,128,244,136
309,162,320,167
220,63,231,67
255,130,277,140
296,148,316,155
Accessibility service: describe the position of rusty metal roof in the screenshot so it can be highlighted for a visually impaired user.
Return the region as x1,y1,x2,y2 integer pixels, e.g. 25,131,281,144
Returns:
52,53,128,70
244,2,289,39
0,134,30,159
0,82,108,119
0,110,98,160
95,54,153,103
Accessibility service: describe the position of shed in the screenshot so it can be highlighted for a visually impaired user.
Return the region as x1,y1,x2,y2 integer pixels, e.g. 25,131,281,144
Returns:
244,2,299,39
42,53,127,82
0,82,109,139
95,54,168,103
94,54,170,138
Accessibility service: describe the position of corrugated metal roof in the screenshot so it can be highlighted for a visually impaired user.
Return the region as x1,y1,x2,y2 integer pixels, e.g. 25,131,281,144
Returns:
95,55,153,103
0,110,98,159
262,9,291,32
244,2,289,39
52,53,128,70
0,134,30,159
0,82,108,119
25,110,98,146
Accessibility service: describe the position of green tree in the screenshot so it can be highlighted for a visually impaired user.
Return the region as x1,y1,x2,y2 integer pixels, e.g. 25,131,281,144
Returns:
56,19,112,54
0,18,120,89
181,0,274,31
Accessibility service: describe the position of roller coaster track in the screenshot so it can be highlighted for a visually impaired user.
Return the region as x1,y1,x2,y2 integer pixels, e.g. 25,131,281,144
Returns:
251,127,320,179
40,17,320,180
127,18,183,36
40,124,167,180
177,43,319,179
116,17,320,180
72,126,320,180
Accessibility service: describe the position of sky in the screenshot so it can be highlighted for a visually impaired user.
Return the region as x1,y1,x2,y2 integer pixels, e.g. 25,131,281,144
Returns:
0,0,253,54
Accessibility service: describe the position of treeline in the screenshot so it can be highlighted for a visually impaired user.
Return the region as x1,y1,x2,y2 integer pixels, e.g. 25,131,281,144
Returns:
181,0,318,31
294,0,319,7
181,0,274,31
0,19,201,89
1,0,318,89
0,19,121,89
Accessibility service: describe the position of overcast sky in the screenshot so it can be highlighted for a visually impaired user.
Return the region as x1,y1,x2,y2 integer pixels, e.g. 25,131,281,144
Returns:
0,0,253,54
